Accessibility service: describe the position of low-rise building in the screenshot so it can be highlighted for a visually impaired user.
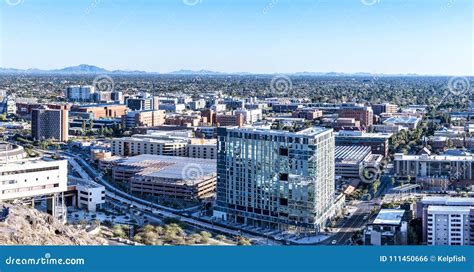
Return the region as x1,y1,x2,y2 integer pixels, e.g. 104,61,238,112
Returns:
0,154,68,218
216,113,244,127
292,108,323,120
67,176,105,212
111,155,216,200
394,153,474,182
122,110,166,129
234,108,262,124
372,103,398,116
364,209,408,245
335,145,382,179
383,116,421,130
72,104,128,119
335,131,393,157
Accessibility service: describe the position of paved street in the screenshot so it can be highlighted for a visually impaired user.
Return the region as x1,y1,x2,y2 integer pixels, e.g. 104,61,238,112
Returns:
320,201,372,245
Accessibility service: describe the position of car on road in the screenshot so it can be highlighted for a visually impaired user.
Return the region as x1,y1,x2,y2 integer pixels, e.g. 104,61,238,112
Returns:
331,240,337,245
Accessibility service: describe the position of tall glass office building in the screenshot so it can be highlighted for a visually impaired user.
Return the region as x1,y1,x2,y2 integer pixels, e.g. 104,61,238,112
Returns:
214,126,336,233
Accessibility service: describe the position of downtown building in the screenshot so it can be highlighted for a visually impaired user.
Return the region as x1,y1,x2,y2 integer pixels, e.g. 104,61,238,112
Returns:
0,143,68,219
394,153,474,182
214,126,342,233
65,85,95,101
31,105,69,142
417,196,474,245
338,103,374,130
121,110,166,129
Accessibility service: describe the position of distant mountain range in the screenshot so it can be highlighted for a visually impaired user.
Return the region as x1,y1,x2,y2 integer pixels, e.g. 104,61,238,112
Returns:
0,64,423,76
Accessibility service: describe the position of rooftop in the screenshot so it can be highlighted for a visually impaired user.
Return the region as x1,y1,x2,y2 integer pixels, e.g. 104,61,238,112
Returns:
335,145,371,162
225,126,332,138
427,205,472,213
421,196,474,206
336,131,393,138
372,209,405,225
116,154,216,184
383,116,420,124
394,153,474,161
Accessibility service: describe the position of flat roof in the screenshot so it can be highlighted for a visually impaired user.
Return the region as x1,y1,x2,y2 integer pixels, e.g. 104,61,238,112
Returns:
421,196,474,206
336,131,393,138
383,116,420,124
335,145,371,161
394,153,474,161
116,154,216,184
372,209,405,225
225,126,332,138
427,205,471,213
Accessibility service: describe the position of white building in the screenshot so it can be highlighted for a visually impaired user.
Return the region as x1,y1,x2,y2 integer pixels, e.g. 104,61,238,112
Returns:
65,85,95,101
364,209,408,245
426,206,471,246
394,153,474,181
68,177,105,212
234,108,263,124
0,158,67,201
110,131,217,159
189,99,206,110
417,196,474,246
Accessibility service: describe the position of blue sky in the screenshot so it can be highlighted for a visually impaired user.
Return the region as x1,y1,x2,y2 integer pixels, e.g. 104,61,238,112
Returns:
1,0,472,75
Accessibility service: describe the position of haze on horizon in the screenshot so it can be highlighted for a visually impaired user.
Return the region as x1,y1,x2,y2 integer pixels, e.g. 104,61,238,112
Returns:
0,0,473,76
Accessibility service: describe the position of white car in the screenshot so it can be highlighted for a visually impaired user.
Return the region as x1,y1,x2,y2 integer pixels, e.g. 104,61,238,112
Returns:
331,240,337,245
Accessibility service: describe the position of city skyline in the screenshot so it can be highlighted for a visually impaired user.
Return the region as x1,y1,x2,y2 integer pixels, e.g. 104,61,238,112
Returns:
1,0,473,76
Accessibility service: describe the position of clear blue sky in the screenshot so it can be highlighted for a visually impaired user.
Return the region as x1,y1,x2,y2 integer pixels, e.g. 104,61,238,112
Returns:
1,0,472,75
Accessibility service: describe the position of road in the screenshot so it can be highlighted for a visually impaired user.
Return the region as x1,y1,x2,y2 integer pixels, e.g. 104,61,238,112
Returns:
320,201,372,245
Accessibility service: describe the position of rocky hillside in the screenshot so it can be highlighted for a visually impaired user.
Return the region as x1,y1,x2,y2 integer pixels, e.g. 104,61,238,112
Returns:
0,204,107,245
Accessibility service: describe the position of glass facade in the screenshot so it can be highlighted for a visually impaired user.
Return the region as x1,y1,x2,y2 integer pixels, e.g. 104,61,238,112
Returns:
215,127,335,233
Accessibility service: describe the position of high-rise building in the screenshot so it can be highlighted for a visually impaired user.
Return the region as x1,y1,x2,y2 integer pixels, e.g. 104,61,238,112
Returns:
338,103,373,129
417,197,474,245
31,106,69,142
214,126,338,233
65,85,95,101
